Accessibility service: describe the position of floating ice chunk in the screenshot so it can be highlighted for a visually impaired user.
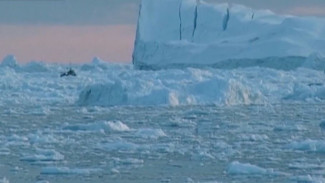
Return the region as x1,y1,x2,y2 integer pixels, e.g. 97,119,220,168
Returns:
227,161,267,175
28,106,51,116
80,57,108,71
290,175,325,183
8,134,28,142
113,158,144,169
20,149,64,162
98,141,140,152
107,121,131,132
191,150,215,161
92,57,102,65
41,167,100,175
287,140,325,153
78,82,127,106
110,168,120,174
150,143,176,153
135,128,166,139
288,163,325,170
303,53,325,71
0,147,10,155
320,121,325,130
114,158,144,165
10,166,22,172
63,121,130,133
239,134,269,141
35,181,50,183
284,83,325,101
63,122,106,132
21,62,49,73
0,177,9,183
186,177,195,183
1,55,18,68
6,134,30,146
273,124,306,132
27,132,58,144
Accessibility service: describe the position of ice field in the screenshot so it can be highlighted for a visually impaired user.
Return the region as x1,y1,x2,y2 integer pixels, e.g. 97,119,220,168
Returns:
0,56,325,182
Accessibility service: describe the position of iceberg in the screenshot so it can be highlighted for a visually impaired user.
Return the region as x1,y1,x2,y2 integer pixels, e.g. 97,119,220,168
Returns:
133,0,325,69
1,55,18,68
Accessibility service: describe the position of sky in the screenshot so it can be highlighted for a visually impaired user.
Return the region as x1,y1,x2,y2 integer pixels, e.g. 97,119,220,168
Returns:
0,0,325,63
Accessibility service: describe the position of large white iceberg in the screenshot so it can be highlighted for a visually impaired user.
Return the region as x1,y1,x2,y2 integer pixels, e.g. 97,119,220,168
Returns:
133,0,325,69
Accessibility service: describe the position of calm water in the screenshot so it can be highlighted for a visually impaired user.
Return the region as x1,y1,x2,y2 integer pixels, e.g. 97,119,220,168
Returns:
0,103,324,183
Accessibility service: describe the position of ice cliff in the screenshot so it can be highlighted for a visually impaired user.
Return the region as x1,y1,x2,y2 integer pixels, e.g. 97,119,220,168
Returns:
133,0,325,69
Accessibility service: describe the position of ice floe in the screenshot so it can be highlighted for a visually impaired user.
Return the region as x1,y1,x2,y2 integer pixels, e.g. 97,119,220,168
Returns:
227,161,267,175
20,149,64,162
0,177,9,183
40,167,100,175
288,140,325,153
135,128,166,139
62,121,130,133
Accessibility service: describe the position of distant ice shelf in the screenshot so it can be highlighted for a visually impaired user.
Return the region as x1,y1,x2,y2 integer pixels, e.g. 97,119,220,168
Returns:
133,0,325,69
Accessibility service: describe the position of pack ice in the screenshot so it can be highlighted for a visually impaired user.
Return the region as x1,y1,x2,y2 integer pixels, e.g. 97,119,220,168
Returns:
133,0,325,69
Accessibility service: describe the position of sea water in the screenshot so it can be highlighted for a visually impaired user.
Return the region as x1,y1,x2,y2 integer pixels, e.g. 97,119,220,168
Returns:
1,104,325,183
0,59,325,182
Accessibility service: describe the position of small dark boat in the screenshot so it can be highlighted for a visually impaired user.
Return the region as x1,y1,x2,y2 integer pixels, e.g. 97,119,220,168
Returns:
60,68,77,77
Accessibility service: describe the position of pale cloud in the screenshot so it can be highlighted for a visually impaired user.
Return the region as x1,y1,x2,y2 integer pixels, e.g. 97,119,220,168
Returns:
0,25,136,63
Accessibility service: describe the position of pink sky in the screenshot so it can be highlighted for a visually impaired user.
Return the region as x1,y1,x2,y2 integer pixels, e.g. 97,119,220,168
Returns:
0,3,324,64
0,25,136,63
